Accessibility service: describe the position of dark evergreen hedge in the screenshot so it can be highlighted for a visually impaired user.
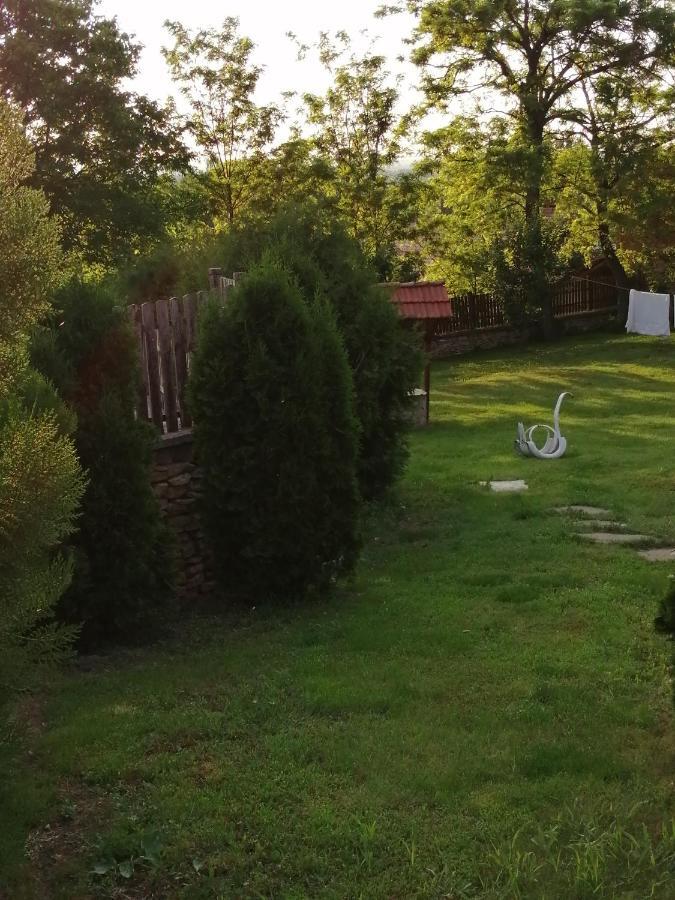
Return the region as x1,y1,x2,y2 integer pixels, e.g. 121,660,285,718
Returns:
188,259,361,600
31,280,174,648
123,203,422,500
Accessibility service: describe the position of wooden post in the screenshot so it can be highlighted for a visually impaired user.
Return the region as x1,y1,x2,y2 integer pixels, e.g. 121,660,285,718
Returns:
128,304,148,421
141,301,164,432
170,296,191,429
156,298,178,433
208,267,223,291
424,326,432,424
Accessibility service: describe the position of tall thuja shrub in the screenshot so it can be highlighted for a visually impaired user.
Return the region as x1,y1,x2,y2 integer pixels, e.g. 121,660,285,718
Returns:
188,259,360,599
31,281,174,647
0,100,84,695
183,203,422,499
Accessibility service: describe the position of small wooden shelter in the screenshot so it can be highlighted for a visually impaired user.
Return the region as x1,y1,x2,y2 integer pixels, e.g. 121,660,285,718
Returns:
385,280,453,425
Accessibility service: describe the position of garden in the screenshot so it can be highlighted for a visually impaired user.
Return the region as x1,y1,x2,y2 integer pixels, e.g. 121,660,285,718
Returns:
1,2,674,898
2,334,674,898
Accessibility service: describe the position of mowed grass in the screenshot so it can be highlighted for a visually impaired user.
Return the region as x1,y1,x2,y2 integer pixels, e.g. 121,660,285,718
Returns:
1,332,674,899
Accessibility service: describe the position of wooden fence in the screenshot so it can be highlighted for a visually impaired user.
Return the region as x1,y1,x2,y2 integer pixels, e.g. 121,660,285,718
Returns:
128,271,239,435
128,291,207,434
432,276,617,338
130,272,618,436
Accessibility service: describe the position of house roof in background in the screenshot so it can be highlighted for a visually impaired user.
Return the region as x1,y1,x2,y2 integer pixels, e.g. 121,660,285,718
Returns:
385,281,453,320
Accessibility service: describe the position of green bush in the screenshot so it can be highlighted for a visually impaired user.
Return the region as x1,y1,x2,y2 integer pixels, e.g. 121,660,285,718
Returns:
0,98,84,698
655,577,675,633
162,204,422,499
0,379,85,695
31,281,174,648
188,259,361,600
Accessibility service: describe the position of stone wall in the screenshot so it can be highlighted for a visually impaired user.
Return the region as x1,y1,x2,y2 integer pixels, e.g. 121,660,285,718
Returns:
430,310,616,359
151,431,213,601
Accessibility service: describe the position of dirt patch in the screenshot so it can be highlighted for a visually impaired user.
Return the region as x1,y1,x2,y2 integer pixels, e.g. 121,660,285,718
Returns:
25,779,112,900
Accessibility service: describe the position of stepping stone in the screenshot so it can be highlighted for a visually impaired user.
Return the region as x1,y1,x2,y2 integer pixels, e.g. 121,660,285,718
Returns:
576,532,654,545
638,548,675,563
555,505,612,517
480,480,528,493
575,520,627,530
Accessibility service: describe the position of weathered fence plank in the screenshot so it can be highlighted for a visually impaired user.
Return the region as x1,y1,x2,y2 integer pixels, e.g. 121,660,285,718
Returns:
128,304,148,420
141,301,164,432
156,297,178,433
170,295,191,429
183,292,198,353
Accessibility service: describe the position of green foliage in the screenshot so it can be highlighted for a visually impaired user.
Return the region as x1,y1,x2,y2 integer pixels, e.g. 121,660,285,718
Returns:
0,389,84,695
491,220,568,333
163,17,284,227
31,281,174,648
414,117,530,293
177,205,422,499
655,578,675,634
394,0,675,313
0,100,62,385
0,0,188,265
0,98,83,696
188,259,361,600
298,32,403,275
555,75,674,297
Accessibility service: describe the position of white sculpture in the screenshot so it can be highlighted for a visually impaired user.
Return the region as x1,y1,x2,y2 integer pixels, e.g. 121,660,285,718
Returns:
515,392,572,459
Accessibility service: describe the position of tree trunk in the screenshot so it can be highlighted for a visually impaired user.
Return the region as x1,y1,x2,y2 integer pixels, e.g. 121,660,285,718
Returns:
523,111,554,338
596,203,631,324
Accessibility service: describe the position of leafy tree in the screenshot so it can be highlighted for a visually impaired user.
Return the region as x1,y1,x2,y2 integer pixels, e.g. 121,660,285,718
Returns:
0,99,84,696
554,74,674,311
298,32,402,274
188,259,361,600
163,17,285,227
414,116,530,292
31,281,175,649
0,0,188,264
383,0,675,329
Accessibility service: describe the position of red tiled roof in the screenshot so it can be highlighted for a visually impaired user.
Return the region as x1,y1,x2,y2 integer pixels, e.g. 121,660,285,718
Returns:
385,281,453,320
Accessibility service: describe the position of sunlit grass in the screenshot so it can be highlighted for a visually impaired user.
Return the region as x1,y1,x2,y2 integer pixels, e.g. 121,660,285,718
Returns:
1,332,674,898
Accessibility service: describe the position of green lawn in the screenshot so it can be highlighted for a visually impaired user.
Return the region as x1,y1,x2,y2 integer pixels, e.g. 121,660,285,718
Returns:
2,332,674,899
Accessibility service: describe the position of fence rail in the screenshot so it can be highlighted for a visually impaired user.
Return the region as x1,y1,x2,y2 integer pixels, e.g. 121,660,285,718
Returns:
432,277,617,338
131,273,618,436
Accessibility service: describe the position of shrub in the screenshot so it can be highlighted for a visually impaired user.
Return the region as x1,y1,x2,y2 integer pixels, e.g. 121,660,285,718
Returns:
188,259,360,600
655,577,675,633
173,204,422,499
0,99,84,696
31,281,174,648
0,380,85,695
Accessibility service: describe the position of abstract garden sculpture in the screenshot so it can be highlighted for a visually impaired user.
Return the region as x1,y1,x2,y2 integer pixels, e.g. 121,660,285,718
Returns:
515,392,572,459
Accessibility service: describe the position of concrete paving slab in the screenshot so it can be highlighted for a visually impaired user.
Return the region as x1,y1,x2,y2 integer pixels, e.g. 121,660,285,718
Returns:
575,520,627,530
480,480,528,493
638,548,675,562
555,505,612,517
576,532,654,545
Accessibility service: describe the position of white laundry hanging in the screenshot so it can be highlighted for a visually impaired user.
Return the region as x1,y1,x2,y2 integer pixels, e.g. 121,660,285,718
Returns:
626,289,671,337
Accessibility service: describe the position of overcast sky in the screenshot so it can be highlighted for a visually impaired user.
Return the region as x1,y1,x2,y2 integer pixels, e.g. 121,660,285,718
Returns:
96,0,421,112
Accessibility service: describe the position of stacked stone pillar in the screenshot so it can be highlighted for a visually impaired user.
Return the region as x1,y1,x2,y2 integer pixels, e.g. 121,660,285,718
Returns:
151,431,213,600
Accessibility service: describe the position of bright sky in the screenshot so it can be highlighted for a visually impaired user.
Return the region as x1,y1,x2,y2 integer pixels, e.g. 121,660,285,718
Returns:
96,0,421,113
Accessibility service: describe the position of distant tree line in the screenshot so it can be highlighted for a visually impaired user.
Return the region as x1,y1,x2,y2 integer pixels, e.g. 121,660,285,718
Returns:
1,0,671,301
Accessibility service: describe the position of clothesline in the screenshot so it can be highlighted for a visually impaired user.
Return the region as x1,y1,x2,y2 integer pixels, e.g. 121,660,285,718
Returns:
570,276,674,297
570,275,631,292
